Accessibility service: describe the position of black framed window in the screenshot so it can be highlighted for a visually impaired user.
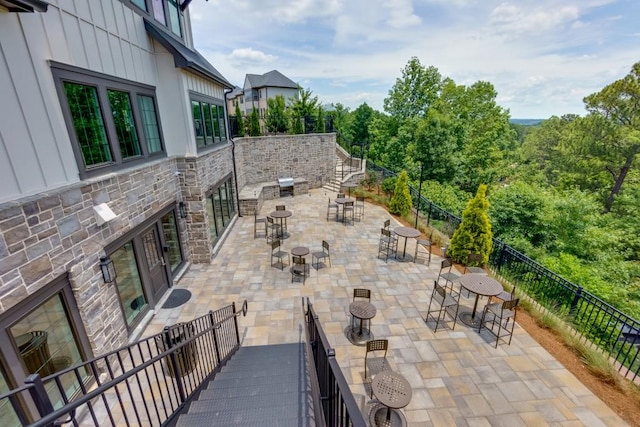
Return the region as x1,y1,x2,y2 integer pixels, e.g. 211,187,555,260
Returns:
52,63,165,178
190,94,227,150
205,176,235,247
125,0,182,39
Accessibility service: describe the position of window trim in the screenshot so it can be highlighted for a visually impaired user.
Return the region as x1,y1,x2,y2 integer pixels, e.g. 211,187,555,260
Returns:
123,0,183,40
205,174,235,247
189,92,228,152
51,62,166,179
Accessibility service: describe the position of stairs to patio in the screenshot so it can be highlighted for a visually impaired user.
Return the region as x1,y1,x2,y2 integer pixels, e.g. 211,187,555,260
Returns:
323,157,359,193
175,343,314,427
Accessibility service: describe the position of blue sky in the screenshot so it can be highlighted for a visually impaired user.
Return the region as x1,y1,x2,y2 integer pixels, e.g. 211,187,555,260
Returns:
190,0,640,119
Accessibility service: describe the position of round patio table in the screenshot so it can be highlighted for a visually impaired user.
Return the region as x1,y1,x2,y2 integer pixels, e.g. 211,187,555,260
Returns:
348,300,376,344
458,274,503,327
341,182,358,197
291,246,309,257
370,370,412,427
393,227,421,262
270,210,292,239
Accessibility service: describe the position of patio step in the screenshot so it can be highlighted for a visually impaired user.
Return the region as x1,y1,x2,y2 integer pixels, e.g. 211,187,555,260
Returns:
175,343,314,426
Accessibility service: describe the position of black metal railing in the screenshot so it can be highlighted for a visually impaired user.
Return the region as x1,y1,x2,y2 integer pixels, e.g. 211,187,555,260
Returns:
302,298,367,427
0,300,248,426
366,161,640,380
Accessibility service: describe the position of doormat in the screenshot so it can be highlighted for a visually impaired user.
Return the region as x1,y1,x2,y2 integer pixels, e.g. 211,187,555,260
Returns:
162,289,192,309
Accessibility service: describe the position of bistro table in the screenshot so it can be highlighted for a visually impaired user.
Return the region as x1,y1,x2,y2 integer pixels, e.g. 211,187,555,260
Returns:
334,198,354,223
393,227,421,262
341,182,358,197
458,274,503,327
370,370,413,427
291,246,309,258
270,210,292,239
348,300,376,344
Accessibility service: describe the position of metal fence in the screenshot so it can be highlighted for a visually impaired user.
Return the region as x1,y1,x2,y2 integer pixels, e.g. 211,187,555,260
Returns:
303,298,367,427
366,161,640,381
0,300,247,426
228,115,334,138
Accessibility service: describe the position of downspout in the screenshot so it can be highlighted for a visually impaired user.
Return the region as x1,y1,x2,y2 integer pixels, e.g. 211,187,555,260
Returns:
224,89,242,217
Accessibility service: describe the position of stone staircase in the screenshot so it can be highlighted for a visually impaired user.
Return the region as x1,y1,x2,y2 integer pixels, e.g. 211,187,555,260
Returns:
175,343,314,426
323,157,359,193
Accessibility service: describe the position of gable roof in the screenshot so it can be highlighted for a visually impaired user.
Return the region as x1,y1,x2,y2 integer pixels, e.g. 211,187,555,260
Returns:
228,86,244,98
245,70,298,90
144,18,232,89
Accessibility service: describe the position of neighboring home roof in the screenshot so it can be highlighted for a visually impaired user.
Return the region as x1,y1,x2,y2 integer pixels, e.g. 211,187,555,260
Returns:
245,70,298,89
143,18,232,89
228,86,244,98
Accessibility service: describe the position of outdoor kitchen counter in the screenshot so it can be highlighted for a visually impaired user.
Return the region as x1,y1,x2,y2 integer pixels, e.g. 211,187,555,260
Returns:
238,178,309,216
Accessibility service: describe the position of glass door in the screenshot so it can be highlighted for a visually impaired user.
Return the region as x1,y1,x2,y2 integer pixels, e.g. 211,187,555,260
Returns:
112,241,148,327
161,210,183,273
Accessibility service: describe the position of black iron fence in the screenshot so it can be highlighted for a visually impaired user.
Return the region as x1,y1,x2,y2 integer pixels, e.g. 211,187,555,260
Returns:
0,300,248,426
303,298,367,427
366,161,640,381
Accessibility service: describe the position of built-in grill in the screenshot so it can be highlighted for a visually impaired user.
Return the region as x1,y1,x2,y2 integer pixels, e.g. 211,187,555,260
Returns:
278,177,294,197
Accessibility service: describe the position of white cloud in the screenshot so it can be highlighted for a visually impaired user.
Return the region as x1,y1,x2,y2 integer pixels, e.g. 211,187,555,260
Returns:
228,48,277,68
489,2,579,35
385,0,422,28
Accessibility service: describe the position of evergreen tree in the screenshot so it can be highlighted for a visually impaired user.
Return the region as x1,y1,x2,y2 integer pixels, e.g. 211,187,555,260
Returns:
266,95,289,133
291,112,303,134
388,170,413,216
249,107,261,136
234,102,245,137
316,106,326,133
448,184,493,265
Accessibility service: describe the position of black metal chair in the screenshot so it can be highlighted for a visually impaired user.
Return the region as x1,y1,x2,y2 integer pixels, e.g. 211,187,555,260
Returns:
478,298,520,347
437,258,459,293
425,281,460,332
291,255,308,284
343,201,355,226
351,288,372,330
383,219,391,230
355,196,365,221
266,216,281,243
270,239,289,270
254,212,267,239
414,231,433,265
312,240,331,269
464,253,486,274
337,193,345,199
364,339,390,398
326,197,338,221
378,228,397,262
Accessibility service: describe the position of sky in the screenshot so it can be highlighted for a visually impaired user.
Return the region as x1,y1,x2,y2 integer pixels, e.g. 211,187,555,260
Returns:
189,0,640,119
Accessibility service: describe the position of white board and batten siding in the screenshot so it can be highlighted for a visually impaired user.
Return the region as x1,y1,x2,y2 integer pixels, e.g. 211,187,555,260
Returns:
0,0,160,204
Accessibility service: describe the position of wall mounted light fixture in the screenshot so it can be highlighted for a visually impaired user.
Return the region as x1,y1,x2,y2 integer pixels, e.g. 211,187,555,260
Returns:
179,201,187,219
100,256,117,283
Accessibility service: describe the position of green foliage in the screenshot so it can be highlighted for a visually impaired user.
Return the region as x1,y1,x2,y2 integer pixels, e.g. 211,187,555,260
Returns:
249,107,261,136
415,180,470,216
448,184,492,264
384,57,442,120
381,177,397,196
234,102,245,137
350,102,374,144
290,87,319,119
388,170,413,216
316,106,325,133
290,112,303,134
265,95,288,133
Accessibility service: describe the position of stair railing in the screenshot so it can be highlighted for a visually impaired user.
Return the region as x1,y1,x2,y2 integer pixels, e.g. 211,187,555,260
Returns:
302,298,367,427
0,300,248,427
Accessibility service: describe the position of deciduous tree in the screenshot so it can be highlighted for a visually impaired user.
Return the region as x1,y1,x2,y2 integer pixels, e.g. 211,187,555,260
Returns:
266,95,288,133
384,57,442,120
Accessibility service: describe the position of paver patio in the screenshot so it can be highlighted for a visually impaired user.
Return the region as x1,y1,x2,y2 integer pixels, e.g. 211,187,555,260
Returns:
142,188,627,426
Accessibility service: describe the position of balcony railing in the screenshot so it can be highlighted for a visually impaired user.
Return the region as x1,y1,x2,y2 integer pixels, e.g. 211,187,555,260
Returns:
0,300,248,426
366,161,640,381
303,298,367,427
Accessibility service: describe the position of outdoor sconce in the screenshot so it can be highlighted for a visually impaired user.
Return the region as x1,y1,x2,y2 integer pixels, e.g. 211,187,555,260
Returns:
100,257,117,284
179,201,187,219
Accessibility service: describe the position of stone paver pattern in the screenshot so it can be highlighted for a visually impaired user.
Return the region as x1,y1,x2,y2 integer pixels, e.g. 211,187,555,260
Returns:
143,189,627,426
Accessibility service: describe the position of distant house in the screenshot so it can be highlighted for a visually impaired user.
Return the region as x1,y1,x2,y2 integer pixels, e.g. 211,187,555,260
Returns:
227,71,299,132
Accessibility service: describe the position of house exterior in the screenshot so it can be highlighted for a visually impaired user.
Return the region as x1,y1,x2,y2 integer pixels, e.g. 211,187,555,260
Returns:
0,0,237,413
243,70,299,118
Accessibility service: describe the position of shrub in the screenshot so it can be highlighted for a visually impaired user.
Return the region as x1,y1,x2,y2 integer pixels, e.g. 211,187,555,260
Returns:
448,184,493,265
249,107,261,136
389,170,413,216
381,177,396,196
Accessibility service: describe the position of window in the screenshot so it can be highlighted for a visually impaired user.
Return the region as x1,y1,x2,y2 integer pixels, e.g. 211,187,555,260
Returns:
53,63,165,178
127,0,182,38
112,241,148,327
190,95,227,149
205,176,235,246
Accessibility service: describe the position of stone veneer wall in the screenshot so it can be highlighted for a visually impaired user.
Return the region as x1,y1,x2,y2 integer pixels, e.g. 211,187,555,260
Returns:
176,144,234,264
0,158,183,356
234,133,335,189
